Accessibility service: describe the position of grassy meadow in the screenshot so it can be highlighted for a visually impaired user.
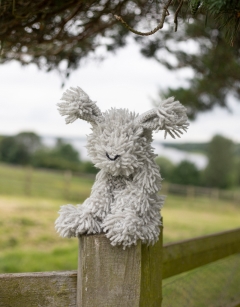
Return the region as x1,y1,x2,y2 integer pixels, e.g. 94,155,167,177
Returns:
0,163,240,274
0,163,94,200
0,194,239,274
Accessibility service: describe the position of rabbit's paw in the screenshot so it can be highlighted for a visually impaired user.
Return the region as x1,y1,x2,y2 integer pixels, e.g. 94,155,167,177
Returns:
102,212,145,249
55,204,101,238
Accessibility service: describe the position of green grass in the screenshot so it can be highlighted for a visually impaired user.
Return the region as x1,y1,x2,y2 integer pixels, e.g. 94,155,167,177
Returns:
1,164,239,305
161,197,240,306
0,163,93,273
162,195,240,243
0,163,239,273
162,253,240,307
0,163,94,200
0,192,239,274
0,196,79,273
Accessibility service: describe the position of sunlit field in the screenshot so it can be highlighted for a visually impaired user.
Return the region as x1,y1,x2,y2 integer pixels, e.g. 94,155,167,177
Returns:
0,192,239,273
163,195,240,243
0,162,239,274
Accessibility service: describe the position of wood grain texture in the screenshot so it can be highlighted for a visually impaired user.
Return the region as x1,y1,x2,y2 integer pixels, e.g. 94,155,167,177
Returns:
77,232,163,307
77,234,142,307
140,227,163,307
1,228,240,306
163,227,240,279
0,271,77,307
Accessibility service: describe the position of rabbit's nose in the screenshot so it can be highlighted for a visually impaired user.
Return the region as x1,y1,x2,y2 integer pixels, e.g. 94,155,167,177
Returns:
106,152,120,161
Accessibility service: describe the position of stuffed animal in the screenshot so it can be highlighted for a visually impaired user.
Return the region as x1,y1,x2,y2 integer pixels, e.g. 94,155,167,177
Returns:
55,87,189,248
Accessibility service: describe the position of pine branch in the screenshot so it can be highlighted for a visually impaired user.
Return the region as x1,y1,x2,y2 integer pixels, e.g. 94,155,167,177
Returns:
114,0,173,36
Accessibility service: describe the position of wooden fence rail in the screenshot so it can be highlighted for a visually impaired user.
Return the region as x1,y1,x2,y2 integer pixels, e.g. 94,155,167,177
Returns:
1,227,240,307
0,164,240,202
162,183,240,202
163,227,240,279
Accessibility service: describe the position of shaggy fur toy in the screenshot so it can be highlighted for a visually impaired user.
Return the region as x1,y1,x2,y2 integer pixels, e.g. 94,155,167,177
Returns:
55,87,189,248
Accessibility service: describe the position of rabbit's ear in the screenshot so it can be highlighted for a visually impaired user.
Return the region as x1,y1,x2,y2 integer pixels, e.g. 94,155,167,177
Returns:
135,97,189,139
57,87,103,124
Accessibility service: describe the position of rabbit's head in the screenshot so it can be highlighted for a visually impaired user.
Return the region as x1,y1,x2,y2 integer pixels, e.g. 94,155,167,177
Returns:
86,108,148,176
57,87,189,176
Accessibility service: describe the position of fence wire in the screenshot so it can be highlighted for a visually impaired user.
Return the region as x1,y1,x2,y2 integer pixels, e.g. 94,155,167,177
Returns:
162,254,240,307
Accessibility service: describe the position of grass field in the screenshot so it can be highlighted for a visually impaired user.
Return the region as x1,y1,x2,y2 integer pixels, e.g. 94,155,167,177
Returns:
0,163,239,273
0,191,239,274
0,163,94,201
1,163,240,307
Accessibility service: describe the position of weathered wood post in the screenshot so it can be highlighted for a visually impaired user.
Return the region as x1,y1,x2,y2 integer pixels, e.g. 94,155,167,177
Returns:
77,229,163,307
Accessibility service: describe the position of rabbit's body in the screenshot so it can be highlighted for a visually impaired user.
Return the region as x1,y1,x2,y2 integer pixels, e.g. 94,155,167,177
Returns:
55,87,189,248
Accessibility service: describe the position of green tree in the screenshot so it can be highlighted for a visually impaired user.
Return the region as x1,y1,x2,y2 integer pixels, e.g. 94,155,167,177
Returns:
15,132,42,154
155,156,174,181
1,1,239,77
0,136,30,164
0,132,42,165
80,161,98,175
204,135,235,188
55,139,80,163
1,1,239,116
170,160,200,185
32,139,81,171
140,13,240,119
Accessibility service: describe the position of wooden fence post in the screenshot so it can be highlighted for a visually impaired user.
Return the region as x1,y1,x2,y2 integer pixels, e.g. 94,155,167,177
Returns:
77,228,163,307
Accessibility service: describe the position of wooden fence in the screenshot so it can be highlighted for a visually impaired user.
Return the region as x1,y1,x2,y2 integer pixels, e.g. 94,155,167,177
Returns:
162,183,240,203
0,164,240,202
1,227,240,306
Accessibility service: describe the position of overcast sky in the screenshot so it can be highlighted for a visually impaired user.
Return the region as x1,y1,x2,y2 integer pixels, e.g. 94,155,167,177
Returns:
1,38,239,143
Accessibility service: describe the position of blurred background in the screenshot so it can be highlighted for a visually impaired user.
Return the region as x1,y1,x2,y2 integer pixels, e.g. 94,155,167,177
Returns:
0,0,240,287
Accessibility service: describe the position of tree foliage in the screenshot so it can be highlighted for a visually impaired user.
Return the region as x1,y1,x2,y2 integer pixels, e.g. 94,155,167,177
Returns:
0,132,41,164
31,138,81,171
155,156,175,181
204,135,235,188
155,156,202,186
1,0,239,76
1,131,239,185
55,138,80,163
1,1,239,118
139,11,240,119
170,160,200,185
15,132,42,154
0,132,99,173
0,136,30,164
0,0,161,77
198,0,240,43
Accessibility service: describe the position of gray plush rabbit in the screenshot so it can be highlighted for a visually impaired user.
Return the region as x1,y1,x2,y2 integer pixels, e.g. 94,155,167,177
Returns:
55,87,189,248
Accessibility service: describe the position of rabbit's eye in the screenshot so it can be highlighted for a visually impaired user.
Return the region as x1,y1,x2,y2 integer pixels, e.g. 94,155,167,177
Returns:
106,153,120,161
